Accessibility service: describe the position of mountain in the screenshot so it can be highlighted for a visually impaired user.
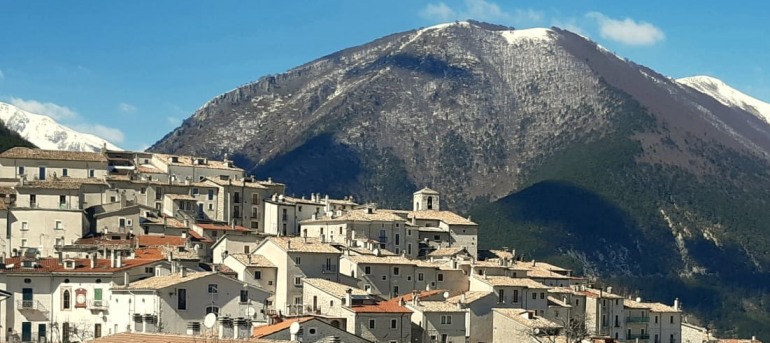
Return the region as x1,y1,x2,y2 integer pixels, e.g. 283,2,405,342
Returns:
678,75,770,124
151,21,770,335
0,102,120,152
0,119,35,152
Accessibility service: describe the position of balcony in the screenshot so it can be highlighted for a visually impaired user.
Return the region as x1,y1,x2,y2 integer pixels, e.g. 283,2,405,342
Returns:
16,299,48,313
626,316,650,323
627,333,650,340
89,299,109,310
321,264,337,274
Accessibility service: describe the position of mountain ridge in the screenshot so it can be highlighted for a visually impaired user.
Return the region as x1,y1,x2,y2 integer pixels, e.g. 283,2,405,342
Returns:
149,21,770,335
0,102,120,152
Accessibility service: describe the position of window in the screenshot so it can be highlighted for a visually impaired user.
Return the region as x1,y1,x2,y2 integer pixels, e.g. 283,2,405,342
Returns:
208,190,214,200
418,273,424,281
369,319,375,329
254,271,262,279
382,275,387,281
670,334,674,343
408,244,412,255
62,290,71,309
205,306,219,315
441,334,448,343
55,237,64,247
239,290,248,303
295,257,301,265
145,267,154,274
89,169,95,177
234,206,240,218
393,267,400,275
498,289,505,303
434,235,440,241
18,166,24,175
440,315,452,324
140,187,146,194
208,203,214,210
532,292,537,300
308,328,317,335
298,206,302,212
294,297,302,305
29,194,36,207
294,276,302,286
177,288,187,310
393,286,399,295
655,316,658,323
437,273,444,282
192,188,199,195
407,229,411,236
513,290,519,303
670,315,674,324
234,192,240,203
365,266,371,275
391,319,397,329
540,292,545,299
395,233,400,245
21,238,27,247
207,284,218,294
110,196,116,203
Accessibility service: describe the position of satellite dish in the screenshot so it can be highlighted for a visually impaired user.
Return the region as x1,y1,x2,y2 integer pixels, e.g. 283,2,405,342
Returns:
289,322,301,335
203,313,217,328
247,307,257,316
443,291,450,299
533,328,541,335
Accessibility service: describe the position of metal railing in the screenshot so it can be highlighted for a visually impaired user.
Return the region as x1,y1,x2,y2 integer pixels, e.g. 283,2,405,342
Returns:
89,299,109,310
16,299,48,313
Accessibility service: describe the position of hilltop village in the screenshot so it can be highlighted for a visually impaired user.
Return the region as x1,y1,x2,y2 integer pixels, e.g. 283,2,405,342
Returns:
0,147,751,343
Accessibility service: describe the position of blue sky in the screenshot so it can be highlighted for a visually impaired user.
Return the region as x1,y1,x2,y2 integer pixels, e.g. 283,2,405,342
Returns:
0,0,768,151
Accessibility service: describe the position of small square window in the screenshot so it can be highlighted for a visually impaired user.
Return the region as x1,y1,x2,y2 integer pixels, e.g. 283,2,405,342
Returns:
294,276,302,286
254,271,262,279
365,266,371,275
207,284,218,294
369,319,375,329
295,257,301,265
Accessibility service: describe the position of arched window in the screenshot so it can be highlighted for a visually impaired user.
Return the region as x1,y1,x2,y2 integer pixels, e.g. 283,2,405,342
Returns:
427,196,433,209
63,290,71,309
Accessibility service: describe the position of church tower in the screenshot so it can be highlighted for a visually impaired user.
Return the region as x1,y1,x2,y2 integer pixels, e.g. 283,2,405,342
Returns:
413,187,440,211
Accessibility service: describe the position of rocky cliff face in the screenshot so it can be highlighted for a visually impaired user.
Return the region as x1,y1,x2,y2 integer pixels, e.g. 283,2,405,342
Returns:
151,21,770,335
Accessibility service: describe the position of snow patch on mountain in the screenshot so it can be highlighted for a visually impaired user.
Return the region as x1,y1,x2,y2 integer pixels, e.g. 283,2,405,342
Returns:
499,28,554,44
678,75,770,124
0,102,121,152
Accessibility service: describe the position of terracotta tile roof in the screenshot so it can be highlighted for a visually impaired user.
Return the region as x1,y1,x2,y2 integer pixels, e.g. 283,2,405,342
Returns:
165,194,197,201
138,235,186,247
428,247,468,257
345,254,415,265
301,209,405,223
252,317,315,338
408,210,476,225
186,230,213,243
393,289,445,303
351,301,412,313
407,300,464,313
196,223,251,231
447,291,493,304
17,177,108,190
121,271,215,289
623,298,680,312
474,275,549,289
154,153,242,171
136,165,165,174
0,256,161,274
494,308,561,329
265,237,341,254
579,288,624,299
230,253,275,268
0,147,107,162
205,178,266,188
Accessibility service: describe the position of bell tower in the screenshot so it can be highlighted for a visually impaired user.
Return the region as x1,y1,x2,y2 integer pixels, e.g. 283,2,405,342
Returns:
413,187,440,211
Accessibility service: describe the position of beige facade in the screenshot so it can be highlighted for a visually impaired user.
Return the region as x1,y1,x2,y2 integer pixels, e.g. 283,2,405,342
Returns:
406,300,466,343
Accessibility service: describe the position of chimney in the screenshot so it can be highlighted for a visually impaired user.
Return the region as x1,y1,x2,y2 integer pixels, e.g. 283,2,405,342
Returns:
124,271,130,287
90,253,97,268
57,251,63,265
110,249,116,268
116,253,123,268
460,293,466,304
674,298,679,310
345,288,353,308
120,190,127,208
180,266,187,277
399,297,406,306
532,259,536,267
607,286,612,294
303,230,308,243
411,291,419,306
287,240,292,251
636,297,642,302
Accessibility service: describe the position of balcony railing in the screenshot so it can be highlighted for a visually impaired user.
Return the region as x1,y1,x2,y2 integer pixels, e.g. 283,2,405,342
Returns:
89,299,109,310
16,299,48,313
627,333,650,340
321,264,337,273
626,316,650,323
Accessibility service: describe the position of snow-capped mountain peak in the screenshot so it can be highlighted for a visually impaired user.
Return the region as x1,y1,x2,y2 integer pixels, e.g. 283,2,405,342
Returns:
678,75,770,124
0,102,121,152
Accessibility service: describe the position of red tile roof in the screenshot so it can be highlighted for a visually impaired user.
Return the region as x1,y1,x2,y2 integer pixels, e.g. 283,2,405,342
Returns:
252,317,315,338
187,230,213,243
350,301,412,313
0,256,161,274
138,235,186,247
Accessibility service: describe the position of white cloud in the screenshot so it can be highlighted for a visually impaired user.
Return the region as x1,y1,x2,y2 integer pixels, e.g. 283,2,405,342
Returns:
9,97,79,121
587,12,665,46
167,116,181,126
72,124,125,144
420,0,542,26
118,102,137,113
420,2,456,22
